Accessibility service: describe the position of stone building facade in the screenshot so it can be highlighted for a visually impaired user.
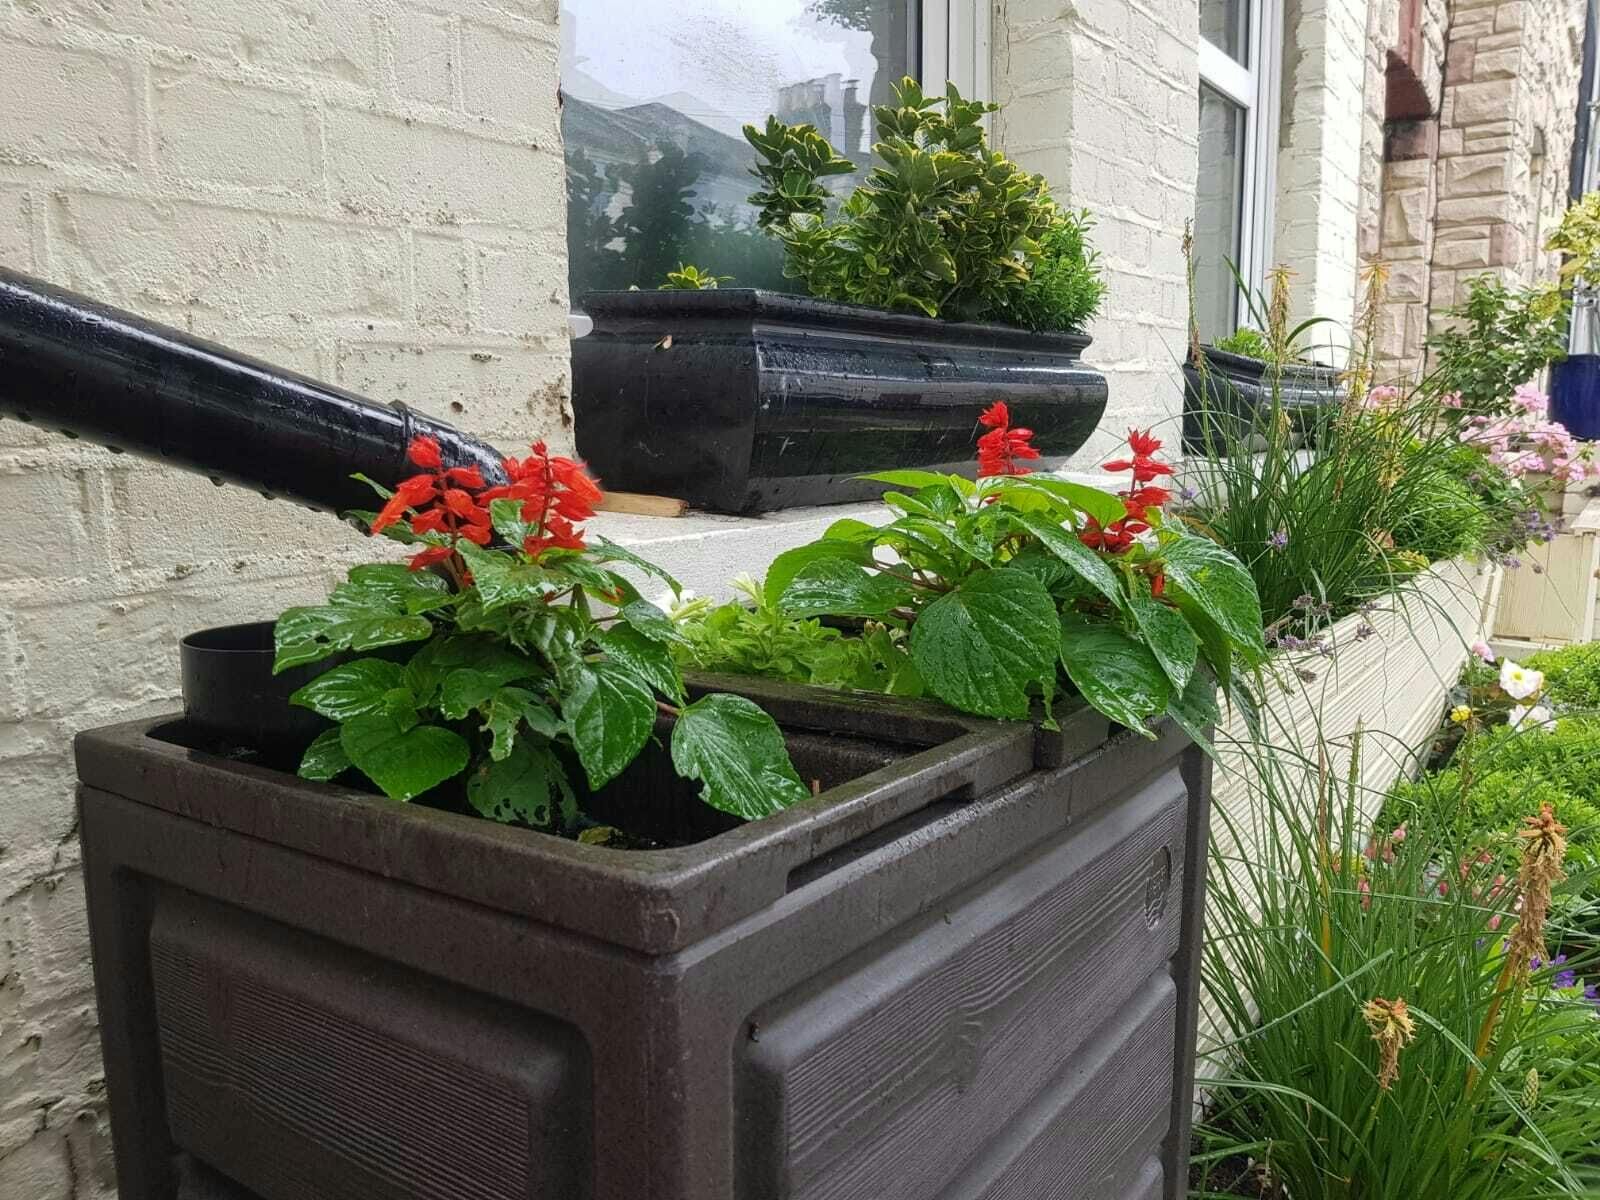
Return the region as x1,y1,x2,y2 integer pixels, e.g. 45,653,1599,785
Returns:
0,0,1589,1194
1373,0,1588,375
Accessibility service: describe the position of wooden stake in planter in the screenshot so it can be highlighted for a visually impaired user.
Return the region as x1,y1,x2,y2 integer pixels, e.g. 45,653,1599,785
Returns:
77,677,1214,1200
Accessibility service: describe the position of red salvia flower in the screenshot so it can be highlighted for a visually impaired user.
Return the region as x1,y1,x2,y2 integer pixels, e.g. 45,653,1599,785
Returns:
407,435,444,470
1102,427,1175,484
479,440,603,557
1081,430,1176,559
975,401,1041,477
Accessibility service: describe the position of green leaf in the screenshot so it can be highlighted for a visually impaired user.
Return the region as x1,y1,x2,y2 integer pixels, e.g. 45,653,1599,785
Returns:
1164,666,1220,754
467,738,561,827
1159,535,1267,664
457,542,559,612
273,605,433,673
339,713,469,801
1011,510,1124,607
588,536,682,592
487,497,536,547
909,568,1059,719
857,468,956,490
993,476,1126,527
598,625,685,703
297,728,351,782
1058,618,1171,735
822,517,879,542
438,658,540,720
763,540,875,607
1129,593,1198,694
561,660,657,789
669,693,810,819
289,658,407,721
333,564,454,614
483,685,562,761
617,599,687,645
779,558,916,619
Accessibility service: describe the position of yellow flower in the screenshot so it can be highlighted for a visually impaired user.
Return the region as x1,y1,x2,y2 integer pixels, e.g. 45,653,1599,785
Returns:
1362,995,1417,1091
1450,705,1473,724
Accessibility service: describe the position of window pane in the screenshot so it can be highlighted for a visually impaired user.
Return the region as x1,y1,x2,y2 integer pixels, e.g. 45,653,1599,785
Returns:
560,0,916,300
1194,84,1246,343
1200,0,1248,65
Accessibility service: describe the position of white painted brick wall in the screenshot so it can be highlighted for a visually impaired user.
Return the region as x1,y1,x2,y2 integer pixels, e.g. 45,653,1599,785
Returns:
995,0,1200,463
1275,0,1373,346
0,2,566,1193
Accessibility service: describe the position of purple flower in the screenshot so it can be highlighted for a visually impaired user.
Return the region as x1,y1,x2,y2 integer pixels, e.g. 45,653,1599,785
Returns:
1179,484,1198,502
1555,969,1577,990
1585,984,1599,1006
1294,593,1316,611
1354,623,1376,641
1268,529,1289,551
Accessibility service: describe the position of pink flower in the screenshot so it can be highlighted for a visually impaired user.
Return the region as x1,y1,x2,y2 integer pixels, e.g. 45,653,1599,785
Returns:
1511,382,1549,419
1439,391,1463,409
1471,640,1495,663
1362,385,1402,410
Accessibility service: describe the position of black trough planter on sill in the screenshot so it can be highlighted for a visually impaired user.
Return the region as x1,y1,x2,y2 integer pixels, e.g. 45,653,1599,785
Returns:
1181,344,1342,453
79,662,1212,1200
571,288,1109,514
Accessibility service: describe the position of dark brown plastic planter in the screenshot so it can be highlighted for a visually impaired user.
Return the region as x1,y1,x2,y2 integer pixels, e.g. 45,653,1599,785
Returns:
76,674,1212,1200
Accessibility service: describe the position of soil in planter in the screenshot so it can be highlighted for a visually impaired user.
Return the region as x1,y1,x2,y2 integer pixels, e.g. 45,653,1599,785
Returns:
151,715,914,850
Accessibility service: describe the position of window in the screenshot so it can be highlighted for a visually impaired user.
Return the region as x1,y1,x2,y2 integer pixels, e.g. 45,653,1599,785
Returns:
559,1,986,302
1194,0,1281,342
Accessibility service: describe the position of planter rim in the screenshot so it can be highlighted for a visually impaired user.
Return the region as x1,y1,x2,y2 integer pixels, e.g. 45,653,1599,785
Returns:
1193,343,1340,385
578,287,1095,354
75,673,1122,952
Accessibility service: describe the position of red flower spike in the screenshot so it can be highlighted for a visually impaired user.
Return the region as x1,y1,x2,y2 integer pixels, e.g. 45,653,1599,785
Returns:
409,508,448,534
445,465,486,489
1151,573,1166,598
975,403,1040,477
1127,428,1163,456
407,435,443,469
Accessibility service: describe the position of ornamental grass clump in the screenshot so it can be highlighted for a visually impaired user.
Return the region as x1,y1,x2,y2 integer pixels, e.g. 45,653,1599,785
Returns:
1197,730,1600,1198
271,435,809,840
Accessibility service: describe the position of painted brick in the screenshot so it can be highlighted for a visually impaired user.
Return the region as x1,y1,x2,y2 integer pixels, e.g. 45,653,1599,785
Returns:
414,233,473,330
460,21,560,140
325,106,553,226
0,468,107,582
49,193,408,322
0,44,136,167
0,187,31,270
475,236,569,337
151,71,321,191
391,6,456,106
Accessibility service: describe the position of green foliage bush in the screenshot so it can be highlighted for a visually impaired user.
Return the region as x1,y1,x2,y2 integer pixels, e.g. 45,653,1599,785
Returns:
1389,451,1491,562
1389,721,1600,846
1210,325,1271,359
1427,275,1569,414
1527,641,1600,710
745,78,1103,330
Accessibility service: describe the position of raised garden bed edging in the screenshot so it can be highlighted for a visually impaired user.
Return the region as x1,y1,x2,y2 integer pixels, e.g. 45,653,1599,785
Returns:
79,674,1210,1200
572,289,1109,514
1199,556,1496,1054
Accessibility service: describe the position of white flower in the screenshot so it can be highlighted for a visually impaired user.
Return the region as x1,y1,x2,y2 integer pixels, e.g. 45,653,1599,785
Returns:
1498,659,1545,701
655,586,693,611
1508,703,1555,732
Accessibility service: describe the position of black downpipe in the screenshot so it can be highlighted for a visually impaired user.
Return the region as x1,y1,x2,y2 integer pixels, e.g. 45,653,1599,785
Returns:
0,267,508,514
1571,0,1597,202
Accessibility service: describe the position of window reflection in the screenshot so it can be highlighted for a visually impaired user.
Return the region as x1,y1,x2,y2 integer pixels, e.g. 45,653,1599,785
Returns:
560,0,916,299
1195,84,1246,342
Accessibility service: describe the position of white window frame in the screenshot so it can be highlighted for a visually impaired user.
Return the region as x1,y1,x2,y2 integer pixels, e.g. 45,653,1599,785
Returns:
923,0,991,100
1198,0,1282,332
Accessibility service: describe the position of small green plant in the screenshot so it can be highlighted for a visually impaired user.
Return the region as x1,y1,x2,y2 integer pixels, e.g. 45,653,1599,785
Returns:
1211,325,1272,360
658,263,732,291
273,436,809,839
1527,640,1600,710
1427,276,1569,415
1546,191,1600,291
744,78,1102,330
753,413,1265,733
